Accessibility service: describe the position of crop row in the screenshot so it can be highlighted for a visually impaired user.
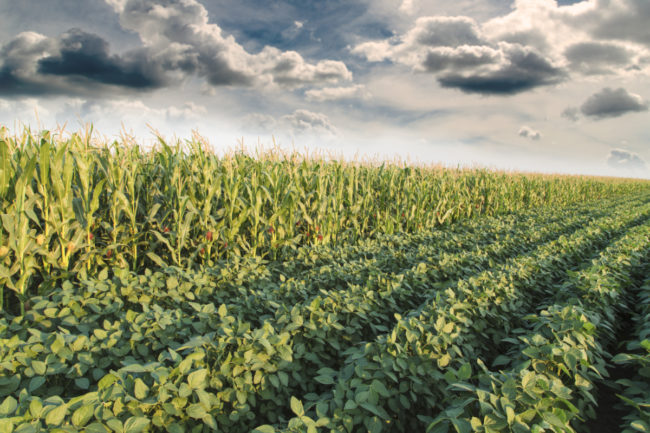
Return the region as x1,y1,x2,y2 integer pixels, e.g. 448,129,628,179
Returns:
422,213,650,433
0,201,592,427
267,196,650,432
613,274,650,433
1,196,648,432
2,127,648,314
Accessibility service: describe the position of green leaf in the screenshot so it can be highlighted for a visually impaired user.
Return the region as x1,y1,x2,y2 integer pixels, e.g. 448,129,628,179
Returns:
14,423,37,433
187,369,208,390
106,418,123,433
166,276,178,290
202,414,217,430
0,418,14,433
167,423,184,433
360,402,390,420
290,397,304,417
630,420,649,432
186,403,207,419
451,418,471,433
314,375,334,385
134,378,148,400
29,399,43,418
75,377,90,390
438,353,451,368
123,416,150,433
85,422,110,433
72,404,95,427
29,376,46,392
427,419,450,433
98,267,109,281
45,404,67,426
458,363,472,381
612,353,634,364
371,380,391,398
252,426,276,433
0,396,17,416
72,197,87,229
31,360,47,375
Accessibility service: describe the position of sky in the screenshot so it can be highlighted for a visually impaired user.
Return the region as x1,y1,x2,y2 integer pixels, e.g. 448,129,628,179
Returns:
1,0,649,178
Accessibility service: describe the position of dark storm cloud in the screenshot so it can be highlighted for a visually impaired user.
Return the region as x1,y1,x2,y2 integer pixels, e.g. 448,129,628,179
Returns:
580,87,648,119
437,46,565,95
607,149,646,171
564,41,632,74
0,29,164,96
0,0,352,96
37,29,160,88
0,32,62,96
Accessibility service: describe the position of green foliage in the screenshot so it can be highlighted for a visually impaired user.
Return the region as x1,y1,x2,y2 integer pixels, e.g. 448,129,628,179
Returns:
1,126,650,432
1,126,648,313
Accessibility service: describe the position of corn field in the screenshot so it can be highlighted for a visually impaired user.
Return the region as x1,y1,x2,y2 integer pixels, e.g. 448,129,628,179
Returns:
0,126,648,316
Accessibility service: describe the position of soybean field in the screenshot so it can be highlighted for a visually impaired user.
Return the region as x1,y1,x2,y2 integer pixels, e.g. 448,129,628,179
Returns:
1,128,650,433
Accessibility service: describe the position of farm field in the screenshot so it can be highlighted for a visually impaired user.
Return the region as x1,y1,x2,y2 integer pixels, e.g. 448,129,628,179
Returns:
1,128,650,433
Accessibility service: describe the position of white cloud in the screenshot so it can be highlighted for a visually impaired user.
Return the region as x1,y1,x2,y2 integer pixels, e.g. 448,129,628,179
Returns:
244,109,337,137
281,109,337,135
399,0,416,15
0,97,50,123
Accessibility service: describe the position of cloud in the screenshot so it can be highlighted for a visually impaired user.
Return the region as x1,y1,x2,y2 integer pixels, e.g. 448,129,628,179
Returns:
584,0,650,47
518,125,541,140
408,16,483,47
245,109,337,136
436,44,564,95
580,87,648,119
0,97,50,121
0,29,166,96
399,0,416,15
305,84,370,102
109,0,352,89
564,41,633,74
37,28,160,88
352,13,565,95
421,45,500,72
0,0,353,96
607,148,646,171
0,32,59,95
462,0,649,78
281,109,337,135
